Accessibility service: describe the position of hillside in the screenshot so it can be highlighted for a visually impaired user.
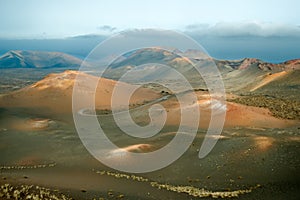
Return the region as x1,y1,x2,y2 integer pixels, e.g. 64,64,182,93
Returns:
0,70,161,118
0,50,83,69
102,48,300,95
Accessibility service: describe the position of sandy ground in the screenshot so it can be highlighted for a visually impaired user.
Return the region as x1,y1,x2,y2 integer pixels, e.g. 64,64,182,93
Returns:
0,117,299,199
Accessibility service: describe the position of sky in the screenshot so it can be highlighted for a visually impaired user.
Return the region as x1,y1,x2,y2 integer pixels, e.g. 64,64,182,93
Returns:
0,0,299,38
0,0,299,62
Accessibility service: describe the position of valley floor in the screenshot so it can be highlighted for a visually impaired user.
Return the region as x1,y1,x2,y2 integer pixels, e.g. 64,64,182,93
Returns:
0,109,299,199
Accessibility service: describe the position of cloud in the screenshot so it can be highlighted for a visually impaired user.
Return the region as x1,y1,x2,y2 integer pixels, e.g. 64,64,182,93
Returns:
97,25,117,32
185,23,210,31
68,25,117,39
185,22,300,37
69,34,107,39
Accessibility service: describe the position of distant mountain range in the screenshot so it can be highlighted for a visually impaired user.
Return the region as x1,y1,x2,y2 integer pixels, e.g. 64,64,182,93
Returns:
101,48,300,94
0,50,82,69
1,49,299,71
0,49,299,97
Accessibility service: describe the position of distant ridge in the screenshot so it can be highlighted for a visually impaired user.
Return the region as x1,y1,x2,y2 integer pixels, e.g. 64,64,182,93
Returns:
0,49,298,70
0,50,83,69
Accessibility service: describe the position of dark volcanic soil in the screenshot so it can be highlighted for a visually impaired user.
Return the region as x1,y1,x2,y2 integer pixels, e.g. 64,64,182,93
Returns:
0,108,299,200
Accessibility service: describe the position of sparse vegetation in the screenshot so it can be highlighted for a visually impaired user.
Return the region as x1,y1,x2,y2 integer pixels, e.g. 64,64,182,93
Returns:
95,170,260,198
0,183,72,200
230,96,300,120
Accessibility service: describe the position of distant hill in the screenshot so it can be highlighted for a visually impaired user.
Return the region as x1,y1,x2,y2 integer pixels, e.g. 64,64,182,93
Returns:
215,57,300,95
103,48,208,83
0,50,83,69
101,48,300,94
106,48,300,75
